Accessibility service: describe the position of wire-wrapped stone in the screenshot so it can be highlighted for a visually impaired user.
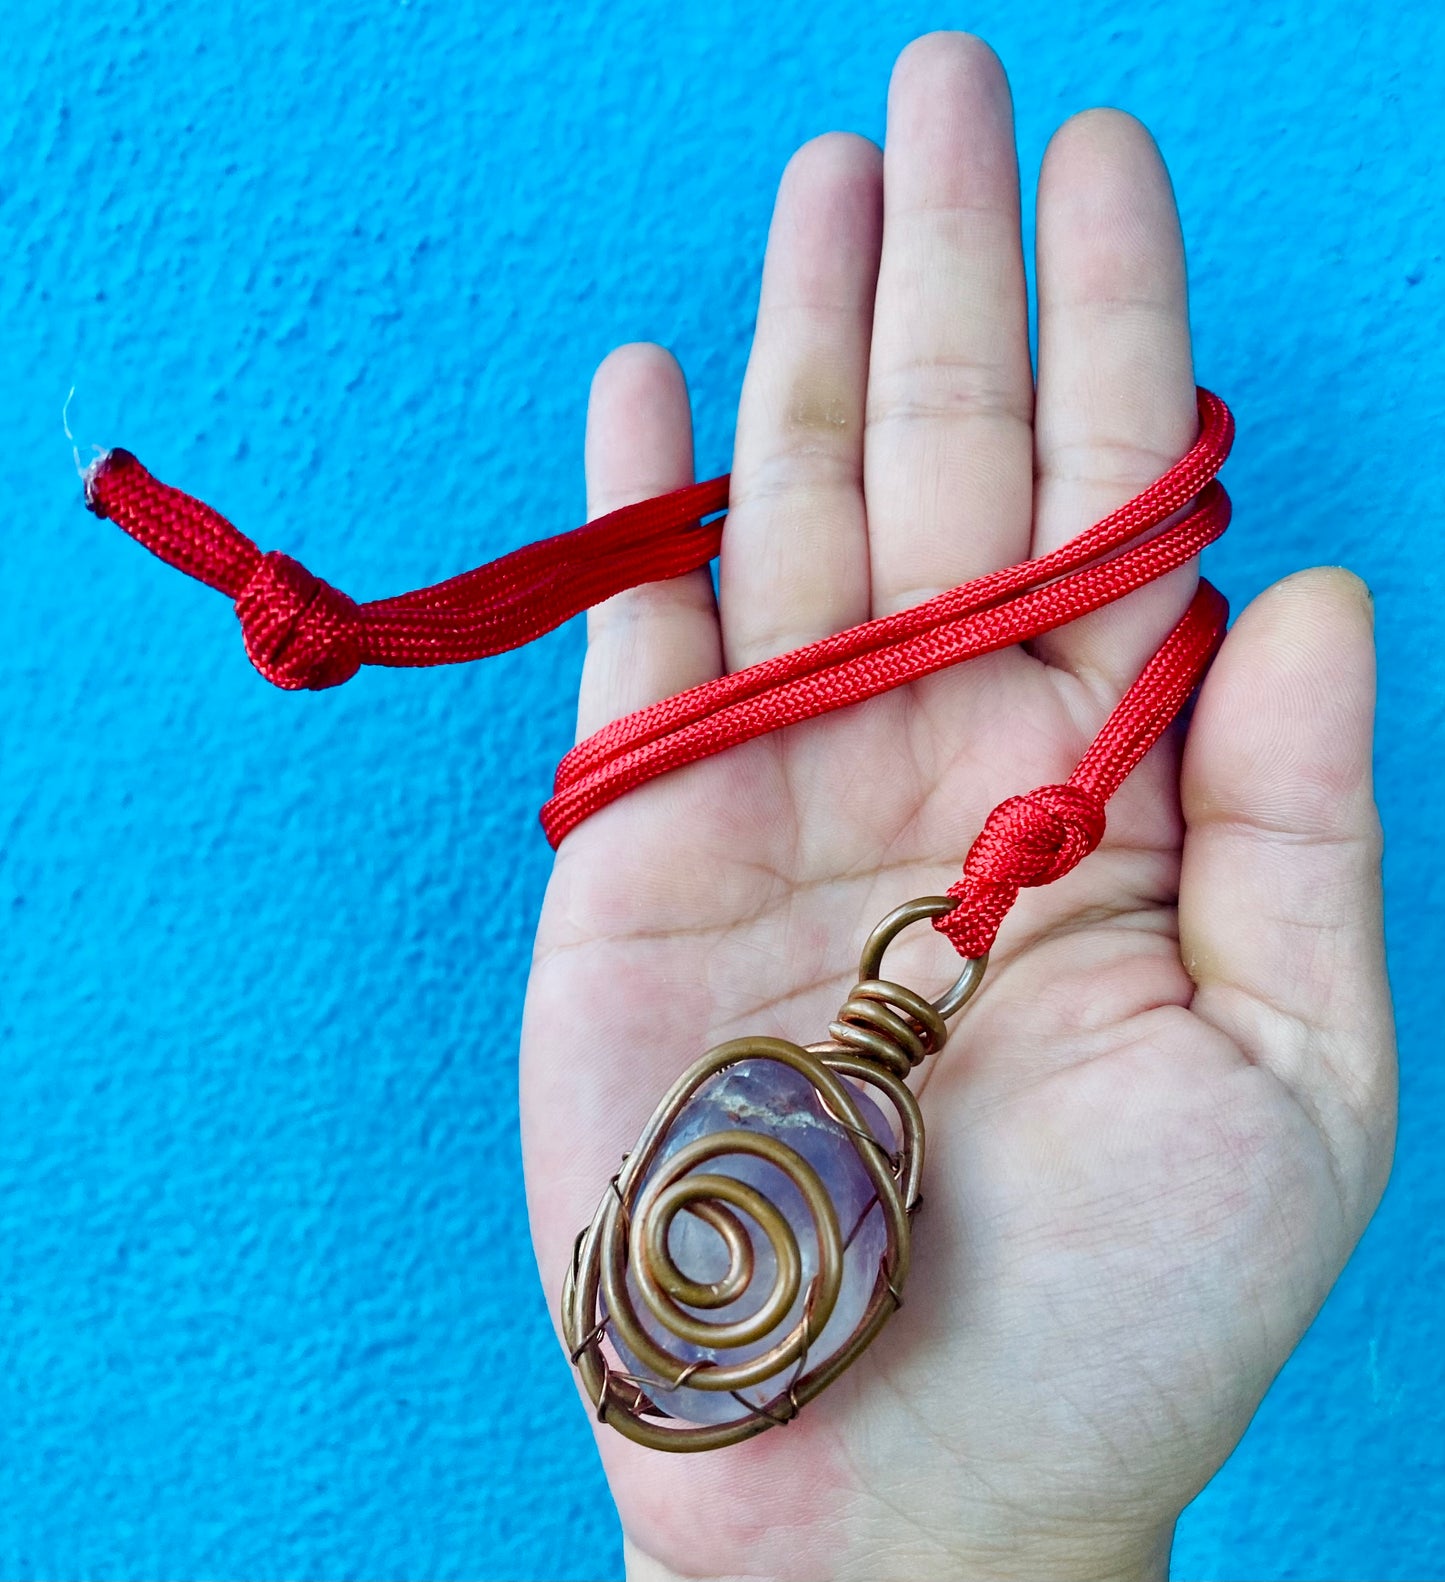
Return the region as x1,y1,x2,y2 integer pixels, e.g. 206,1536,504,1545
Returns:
563,899,985,1453
607,1054,896,1426
563,1035,923,1452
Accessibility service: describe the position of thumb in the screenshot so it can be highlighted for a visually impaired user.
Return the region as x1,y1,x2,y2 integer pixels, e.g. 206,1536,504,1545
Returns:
1179,567,1396,1222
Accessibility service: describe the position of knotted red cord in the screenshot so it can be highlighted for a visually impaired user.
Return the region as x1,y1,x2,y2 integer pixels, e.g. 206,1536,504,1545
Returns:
84,386,1234,959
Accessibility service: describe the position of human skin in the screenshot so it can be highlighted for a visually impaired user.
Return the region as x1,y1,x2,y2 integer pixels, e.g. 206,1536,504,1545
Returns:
519,32,1396,1582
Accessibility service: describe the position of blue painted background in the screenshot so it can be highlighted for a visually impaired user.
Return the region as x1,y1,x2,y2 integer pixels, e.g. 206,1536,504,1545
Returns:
1,1,1440,1577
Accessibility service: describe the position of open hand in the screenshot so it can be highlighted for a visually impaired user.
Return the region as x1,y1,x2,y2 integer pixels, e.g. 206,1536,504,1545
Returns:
521,33,1395,1581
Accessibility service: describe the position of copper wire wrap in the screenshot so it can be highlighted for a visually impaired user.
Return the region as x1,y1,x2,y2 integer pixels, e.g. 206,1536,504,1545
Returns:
562,898,986,1452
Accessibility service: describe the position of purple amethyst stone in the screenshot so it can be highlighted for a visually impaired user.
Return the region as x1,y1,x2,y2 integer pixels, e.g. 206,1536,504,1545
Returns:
609,1055,897,1426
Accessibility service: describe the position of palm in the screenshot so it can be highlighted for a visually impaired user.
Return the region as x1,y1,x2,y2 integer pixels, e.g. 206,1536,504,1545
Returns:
521,35,1394,1582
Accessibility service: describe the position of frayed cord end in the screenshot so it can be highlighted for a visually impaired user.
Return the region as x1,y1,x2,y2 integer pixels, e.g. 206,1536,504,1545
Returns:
65,386,129,513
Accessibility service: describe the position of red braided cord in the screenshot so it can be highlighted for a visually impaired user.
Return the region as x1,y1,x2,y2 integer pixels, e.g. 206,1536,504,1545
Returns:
86,448,730,686
84,387,1234,959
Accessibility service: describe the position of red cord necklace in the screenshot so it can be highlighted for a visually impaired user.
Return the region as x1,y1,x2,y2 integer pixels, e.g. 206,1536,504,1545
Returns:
85,384,1234,1450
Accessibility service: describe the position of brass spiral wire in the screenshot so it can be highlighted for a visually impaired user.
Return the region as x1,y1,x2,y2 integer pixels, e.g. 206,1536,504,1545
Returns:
603,1128,844,1392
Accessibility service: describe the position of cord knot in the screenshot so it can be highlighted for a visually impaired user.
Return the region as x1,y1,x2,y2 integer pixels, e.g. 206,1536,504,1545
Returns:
933,783,1106,957
980,783,1106,887
235,551,363,690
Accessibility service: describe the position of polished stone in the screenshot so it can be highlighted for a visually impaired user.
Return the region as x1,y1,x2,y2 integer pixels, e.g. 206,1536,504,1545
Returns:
608,1054,896,1426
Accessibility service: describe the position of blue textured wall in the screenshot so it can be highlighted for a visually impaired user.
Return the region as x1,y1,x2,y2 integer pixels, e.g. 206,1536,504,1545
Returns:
1,2,1440,1577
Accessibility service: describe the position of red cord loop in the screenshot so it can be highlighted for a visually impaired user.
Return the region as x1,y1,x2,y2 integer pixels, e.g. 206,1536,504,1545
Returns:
83,387,1236,962
935,784,1106,957
236,552,364,691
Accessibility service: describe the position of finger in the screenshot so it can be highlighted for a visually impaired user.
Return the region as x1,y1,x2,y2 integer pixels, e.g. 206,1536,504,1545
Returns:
1180,569,1396,1217
719,133,882,670
864,32,1035,618
1031,110,1197,694
574,343,720,741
